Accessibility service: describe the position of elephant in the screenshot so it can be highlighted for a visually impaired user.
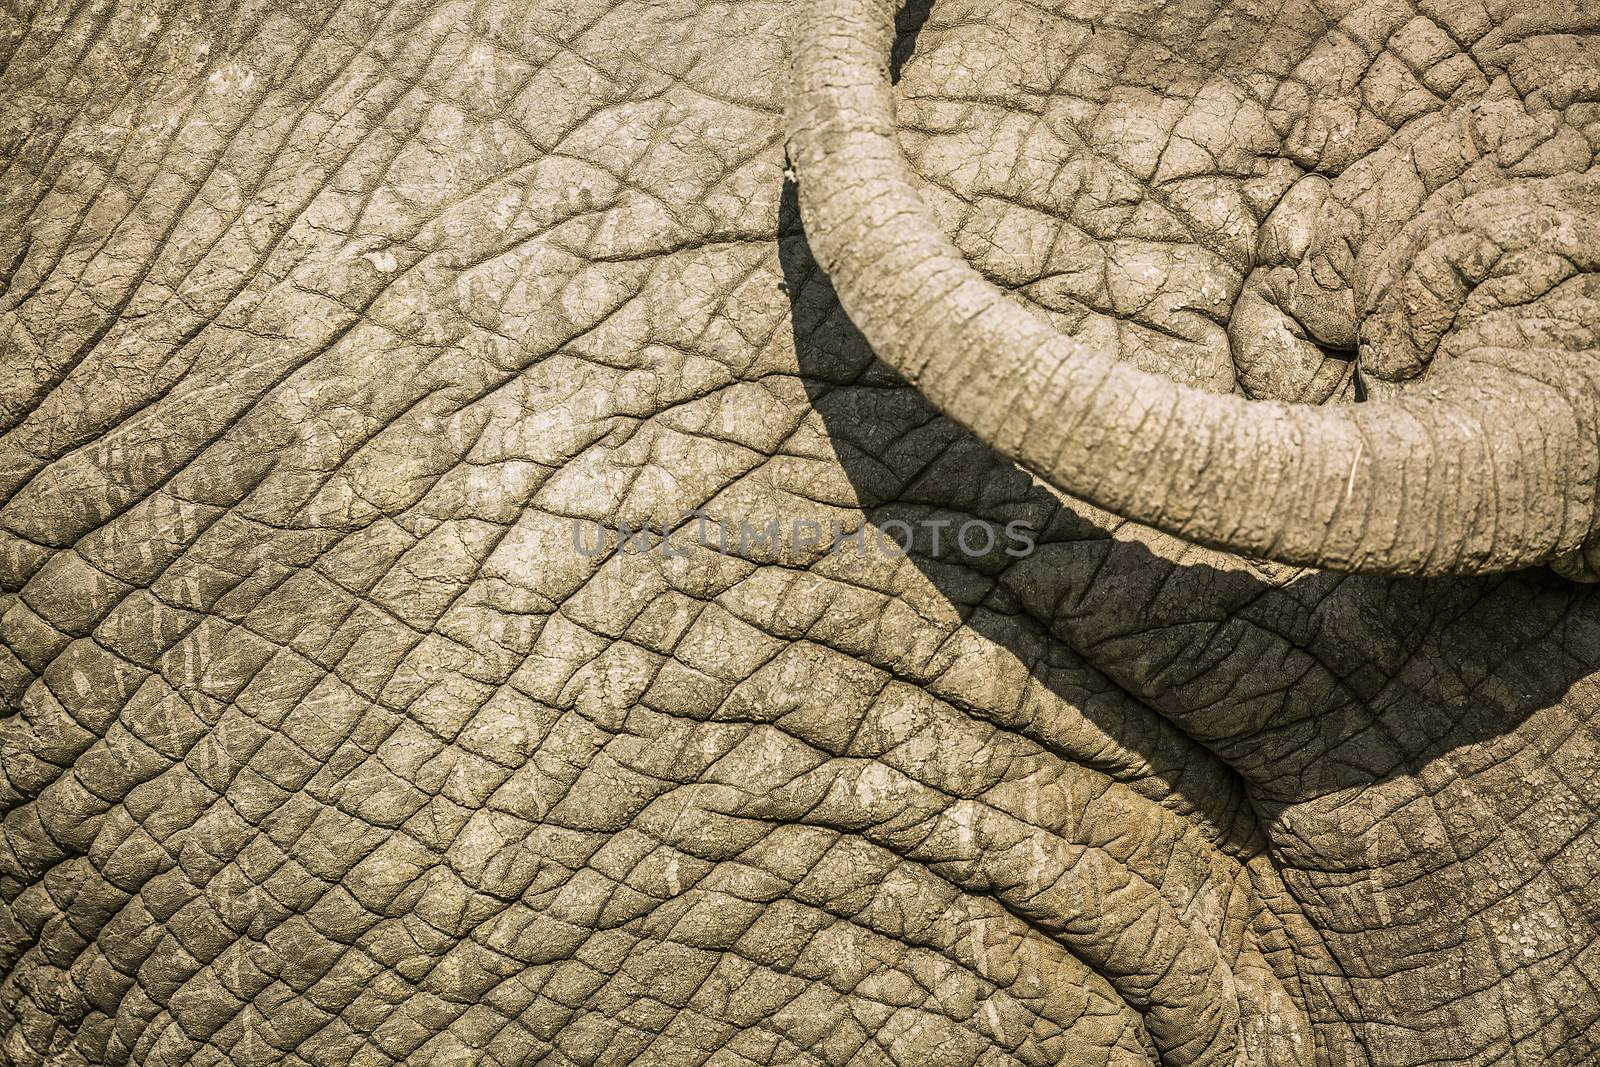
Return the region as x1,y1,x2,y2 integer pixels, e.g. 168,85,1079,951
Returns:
0,0,1596,1061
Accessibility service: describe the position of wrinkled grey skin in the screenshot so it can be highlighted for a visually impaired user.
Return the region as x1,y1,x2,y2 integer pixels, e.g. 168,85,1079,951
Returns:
0,0,1597,1065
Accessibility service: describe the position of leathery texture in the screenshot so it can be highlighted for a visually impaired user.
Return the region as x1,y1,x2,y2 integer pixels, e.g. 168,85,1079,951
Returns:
0,0,1597,1065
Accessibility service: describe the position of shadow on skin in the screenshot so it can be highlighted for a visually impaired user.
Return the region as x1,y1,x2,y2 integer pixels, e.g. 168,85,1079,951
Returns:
889,0,934,83
780,169,1600,1056
777,174,1600,831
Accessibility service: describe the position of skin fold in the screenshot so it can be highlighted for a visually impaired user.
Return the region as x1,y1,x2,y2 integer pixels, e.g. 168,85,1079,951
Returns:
0,0,1596,1064
787,0,1600,577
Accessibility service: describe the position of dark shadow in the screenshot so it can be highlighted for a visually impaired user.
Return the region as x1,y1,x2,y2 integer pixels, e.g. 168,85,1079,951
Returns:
777,177,1600,836
890,0,935,83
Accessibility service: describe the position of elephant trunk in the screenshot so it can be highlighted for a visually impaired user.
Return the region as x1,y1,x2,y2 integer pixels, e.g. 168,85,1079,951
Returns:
785,0,1600,576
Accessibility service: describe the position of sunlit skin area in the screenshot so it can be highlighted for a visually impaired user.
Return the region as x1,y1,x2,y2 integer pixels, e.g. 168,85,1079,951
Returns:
1,0,1597,1063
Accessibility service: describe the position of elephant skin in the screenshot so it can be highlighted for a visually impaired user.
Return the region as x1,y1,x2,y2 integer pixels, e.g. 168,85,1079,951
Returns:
0,0,1597,1064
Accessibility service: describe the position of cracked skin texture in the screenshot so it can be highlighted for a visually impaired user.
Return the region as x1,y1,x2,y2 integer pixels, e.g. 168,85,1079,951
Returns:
0,0,1597,1063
